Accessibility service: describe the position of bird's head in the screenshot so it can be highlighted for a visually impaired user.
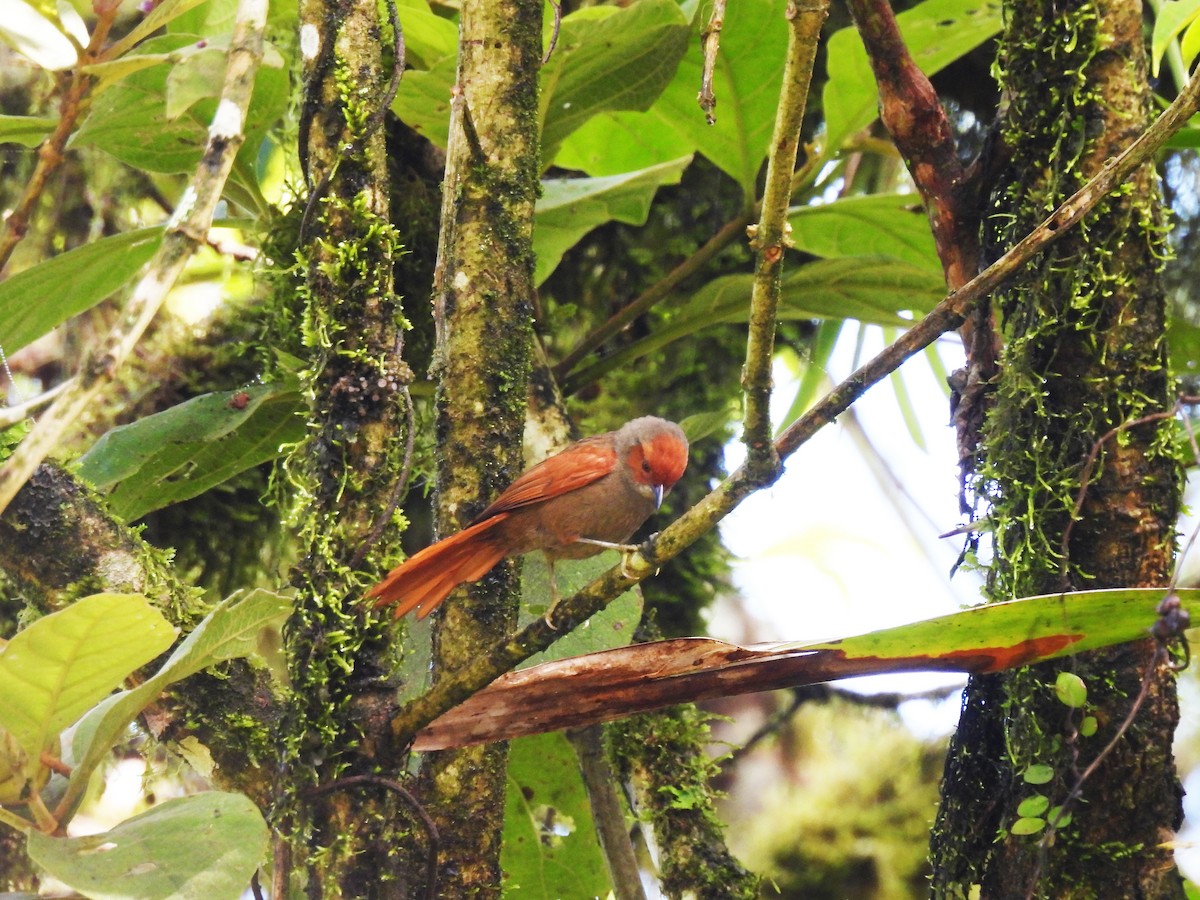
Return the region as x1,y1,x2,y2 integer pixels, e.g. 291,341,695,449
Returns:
621,417,689,507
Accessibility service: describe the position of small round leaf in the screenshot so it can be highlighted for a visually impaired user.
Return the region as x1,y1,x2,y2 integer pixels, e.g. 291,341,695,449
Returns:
1011,816,1046,836
1017,794,1050,818
1054,672,1087,708
1023,764,1054,785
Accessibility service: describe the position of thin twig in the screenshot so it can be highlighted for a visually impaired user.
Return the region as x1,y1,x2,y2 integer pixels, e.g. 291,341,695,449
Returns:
350,385,416,569
542,0,562,65
390,35,1200,747
741,0,828,474
0,0,268,518
1058,407,1184,586
697,0,726,125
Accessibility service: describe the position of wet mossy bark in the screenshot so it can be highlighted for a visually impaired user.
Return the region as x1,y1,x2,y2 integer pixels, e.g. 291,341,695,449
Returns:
276,0,414,895
930,2,1184,897
413,0,540,896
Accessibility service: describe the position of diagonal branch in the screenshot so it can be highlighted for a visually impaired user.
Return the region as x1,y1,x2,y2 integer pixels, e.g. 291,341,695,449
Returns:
0,0,267,518
390,32,1200,747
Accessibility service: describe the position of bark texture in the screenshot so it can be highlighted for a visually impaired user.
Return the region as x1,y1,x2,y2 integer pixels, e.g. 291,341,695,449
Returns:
930,2,1184,897
277,0,413,894
412,0,541,895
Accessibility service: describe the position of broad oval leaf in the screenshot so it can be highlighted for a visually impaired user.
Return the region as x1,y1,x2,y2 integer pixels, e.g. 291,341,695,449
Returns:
534,155,692,285
0,594,176,759
538,0,690,163
76,383,305,521
65,589,292,815
0,227,163,355
502,734,610,899
789,194,940,271
27,792,268,900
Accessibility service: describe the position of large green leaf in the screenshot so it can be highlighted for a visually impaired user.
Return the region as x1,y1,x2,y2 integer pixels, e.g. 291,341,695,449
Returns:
789,194,940,271
389,55,457,148
0,227,163,354
534,155,692,285
76,383,306,521
554,105,696,177
564,257,946,391
395,0,458,69
391,0,688,163
0,594,176,760
501,733,610,899
823,0,1002,154
0,114,56,147
649,0,789,197
64,590,292,815
72,34,288,175
538,0,690,163
27,792,268,900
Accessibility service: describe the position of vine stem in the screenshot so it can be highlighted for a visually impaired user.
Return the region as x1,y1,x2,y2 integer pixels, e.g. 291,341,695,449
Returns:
0,0,267,518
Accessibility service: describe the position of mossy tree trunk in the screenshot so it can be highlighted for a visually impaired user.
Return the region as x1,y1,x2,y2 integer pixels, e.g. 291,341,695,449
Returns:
413,0,541,896
276,0,413,895
930,1,1184,896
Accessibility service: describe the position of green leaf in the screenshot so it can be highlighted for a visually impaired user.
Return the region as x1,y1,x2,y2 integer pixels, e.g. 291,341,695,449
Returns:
27,792,268,900
1047,805,1072,829
0,227,163,354
501,733,609,899
1054,671,1087,708
0,594,176,760
789,194,940,271
76,384,305,521
1023,764,1054,785
554,107,696,176
1010,816,1045,836
534,155,692,285
389,55,457,147
1079,715,1098,737
395,0,458,69
565,257,945,391
538,0,690,163
107,0,210,58
65,590,293,815
0,1,77,70
1151,0,1200,77
1016,794,1050,818
72,34,288,175
519,552,643,668
824,0,1002,153
1183,16,1200,73
0,114,56,147
629,0,789,197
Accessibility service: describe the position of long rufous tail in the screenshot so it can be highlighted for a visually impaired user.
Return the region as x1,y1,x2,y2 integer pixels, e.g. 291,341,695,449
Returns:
365,515,509,619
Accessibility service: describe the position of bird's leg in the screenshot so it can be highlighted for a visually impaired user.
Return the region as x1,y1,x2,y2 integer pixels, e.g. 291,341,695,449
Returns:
574,538,641,578
543,554,560,629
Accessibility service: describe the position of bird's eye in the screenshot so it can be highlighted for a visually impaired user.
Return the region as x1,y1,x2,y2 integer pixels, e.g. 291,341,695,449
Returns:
641,459,652,473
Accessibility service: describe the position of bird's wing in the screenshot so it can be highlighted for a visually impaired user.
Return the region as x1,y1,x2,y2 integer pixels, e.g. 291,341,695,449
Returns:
475,437,616,519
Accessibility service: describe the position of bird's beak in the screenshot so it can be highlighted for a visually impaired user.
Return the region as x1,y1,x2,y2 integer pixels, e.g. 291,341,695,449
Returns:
652,484,665,508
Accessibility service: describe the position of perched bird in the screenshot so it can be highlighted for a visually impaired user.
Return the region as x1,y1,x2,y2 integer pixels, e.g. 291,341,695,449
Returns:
366,416,689,619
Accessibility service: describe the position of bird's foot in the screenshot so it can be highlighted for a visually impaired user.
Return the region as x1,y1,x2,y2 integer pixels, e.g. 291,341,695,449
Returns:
574,537,643,578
